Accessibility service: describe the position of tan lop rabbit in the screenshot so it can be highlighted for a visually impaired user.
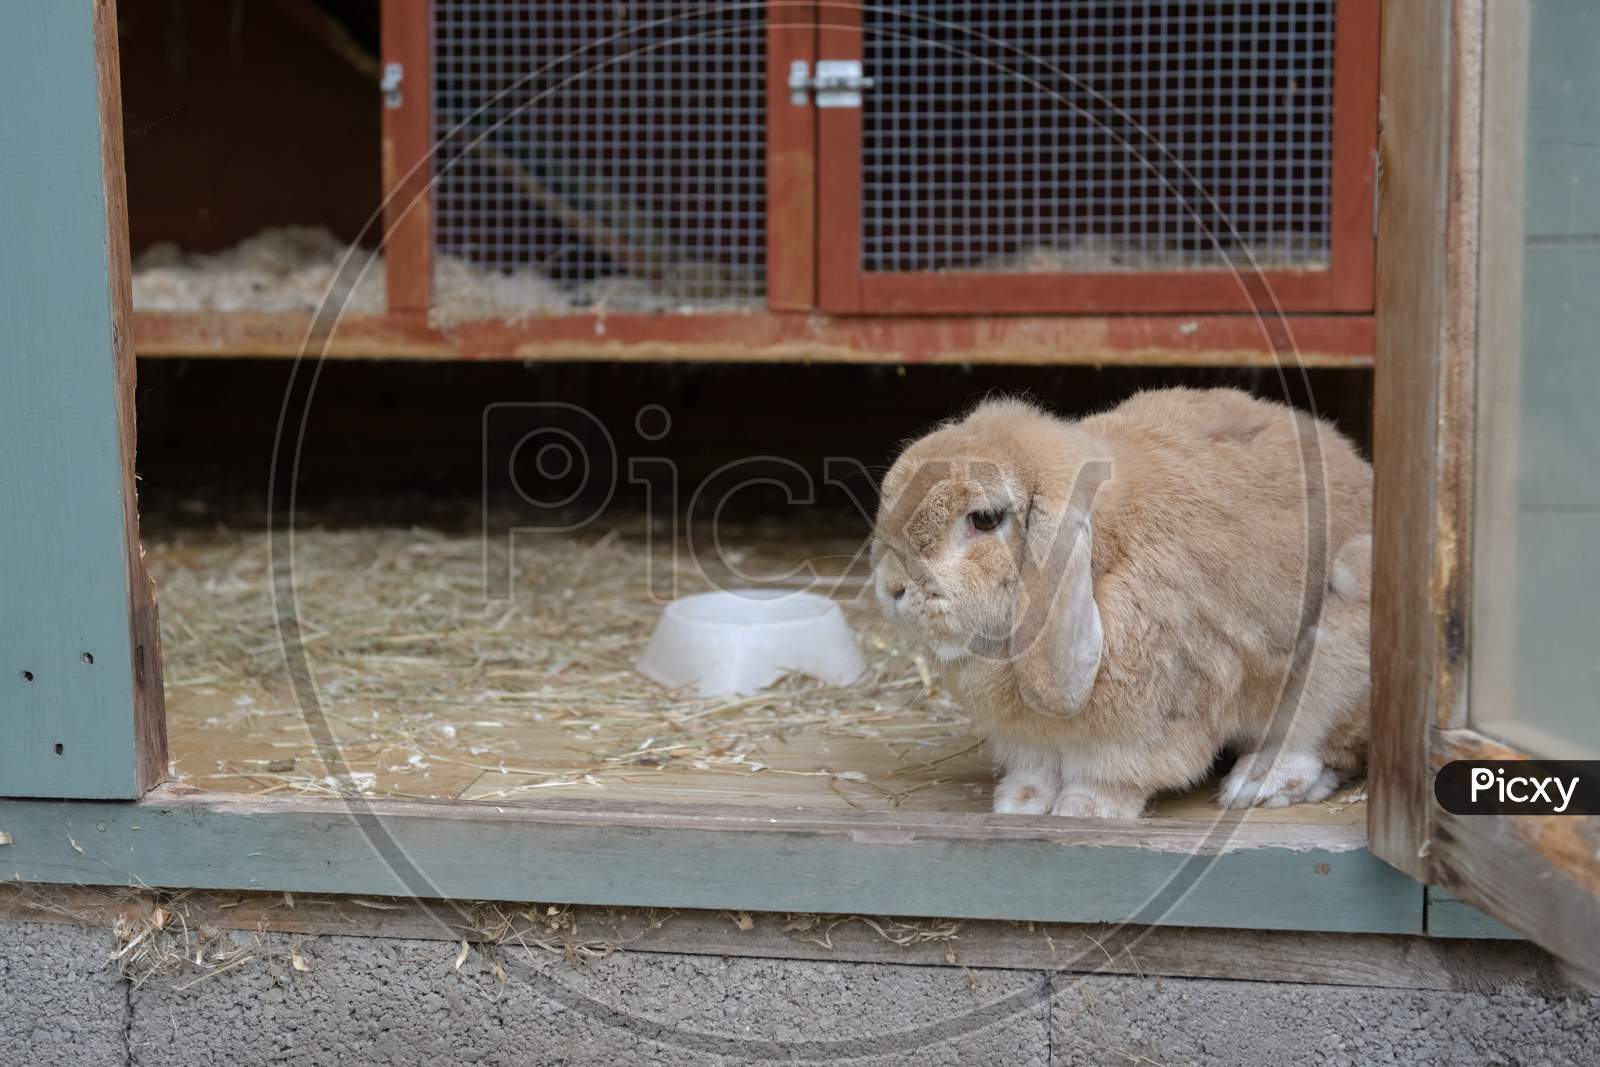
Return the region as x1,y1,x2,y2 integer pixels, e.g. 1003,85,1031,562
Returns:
872,388,1372,817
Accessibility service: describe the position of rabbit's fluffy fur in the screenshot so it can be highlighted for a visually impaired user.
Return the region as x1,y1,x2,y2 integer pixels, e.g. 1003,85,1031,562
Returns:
872,388,1372,817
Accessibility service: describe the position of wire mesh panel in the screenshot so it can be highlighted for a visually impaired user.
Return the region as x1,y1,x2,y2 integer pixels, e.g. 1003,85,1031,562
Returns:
431,2,766,316
861,1,1337,275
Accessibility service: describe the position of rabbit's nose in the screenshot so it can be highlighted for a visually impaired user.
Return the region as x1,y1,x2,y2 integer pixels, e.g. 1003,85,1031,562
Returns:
890,585,907,601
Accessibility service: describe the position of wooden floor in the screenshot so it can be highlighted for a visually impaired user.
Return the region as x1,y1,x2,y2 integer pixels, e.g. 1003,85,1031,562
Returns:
150,521,1367,827
163,685,1367,824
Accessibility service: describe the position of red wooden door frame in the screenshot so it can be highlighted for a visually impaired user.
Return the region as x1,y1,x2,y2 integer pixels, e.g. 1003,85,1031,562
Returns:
378,3,1377,322
812,0,1380,316
766,1,819,311
388,0,811,319
382,0,434,317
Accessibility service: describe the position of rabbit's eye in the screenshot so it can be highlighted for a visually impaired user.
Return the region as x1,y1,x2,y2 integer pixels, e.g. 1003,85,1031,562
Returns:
967,509,1005,533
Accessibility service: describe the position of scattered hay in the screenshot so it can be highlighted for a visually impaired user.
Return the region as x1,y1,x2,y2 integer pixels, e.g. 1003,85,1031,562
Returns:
0,885,629,987
779,912,965,953
146,519,976,806
464,901,625,966
0,884,266,988
1322,785,1369,815
0,885,998,990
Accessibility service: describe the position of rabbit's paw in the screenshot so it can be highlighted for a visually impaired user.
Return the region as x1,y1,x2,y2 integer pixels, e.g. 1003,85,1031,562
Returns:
1050,787,1146,819
1218,751,1340,809
993,771,1056,815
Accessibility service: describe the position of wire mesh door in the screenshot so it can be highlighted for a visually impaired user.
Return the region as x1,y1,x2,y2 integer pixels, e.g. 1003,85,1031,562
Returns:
417,1,770,320
812,1,1378,315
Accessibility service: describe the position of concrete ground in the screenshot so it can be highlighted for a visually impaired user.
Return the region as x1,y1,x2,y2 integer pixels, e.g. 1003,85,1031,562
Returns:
2,921,1597,1066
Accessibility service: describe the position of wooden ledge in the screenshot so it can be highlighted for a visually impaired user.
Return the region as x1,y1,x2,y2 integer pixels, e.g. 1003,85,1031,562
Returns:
132,310,1376,367
0,785,1418,933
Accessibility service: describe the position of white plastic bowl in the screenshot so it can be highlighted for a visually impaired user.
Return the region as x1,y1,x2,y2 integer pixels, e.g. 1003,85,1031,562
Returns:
635,589,868,697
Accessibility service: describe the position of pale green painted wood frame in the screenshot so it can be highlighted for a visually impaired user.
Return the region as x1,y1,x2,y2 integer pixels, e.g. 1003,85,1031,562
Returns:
0,0,165,798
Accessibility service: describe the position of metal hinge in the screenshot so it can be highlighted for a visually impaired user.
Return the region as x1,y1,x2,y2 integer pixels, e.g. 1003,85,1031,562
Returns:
381,62,404,109
788,60,874,108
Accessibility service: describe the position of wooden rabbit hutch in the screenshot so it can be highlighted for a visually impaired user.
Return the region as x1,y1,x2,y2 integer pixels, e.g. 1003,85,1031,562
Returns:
128,0,1377,365
5,0,1598,985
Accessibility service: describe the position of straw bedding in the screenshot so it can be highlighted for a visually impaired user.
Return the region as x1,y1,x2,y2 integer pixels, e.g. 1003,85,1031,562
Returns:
147,519,1368,819
131,225,761,323
148,521,985,809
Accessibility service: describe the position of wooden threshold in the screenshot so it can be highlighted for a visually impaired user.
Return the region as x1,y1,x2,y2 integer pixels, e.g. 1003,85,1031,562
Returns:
131,310,1375,367
0,785,1419,934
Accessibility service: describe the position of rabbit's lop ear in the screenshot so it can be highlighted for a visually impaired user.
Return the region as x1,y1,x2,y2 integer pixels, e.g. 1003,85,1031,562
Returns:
1009,496,1103,719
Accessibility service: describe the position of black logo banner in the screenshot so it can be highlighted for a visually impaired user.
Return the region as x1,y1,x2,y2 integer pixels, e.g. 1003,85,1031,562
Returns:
1436,760,1600,816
